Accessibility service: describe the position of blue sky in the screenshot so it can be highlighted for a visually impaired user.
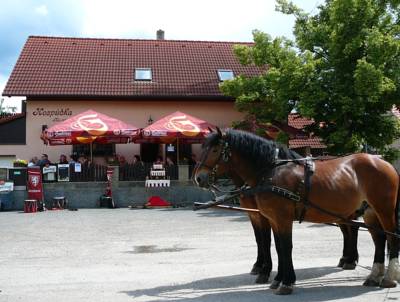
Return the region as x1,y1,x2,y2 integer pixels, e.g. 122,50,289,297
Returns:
0,0,323,110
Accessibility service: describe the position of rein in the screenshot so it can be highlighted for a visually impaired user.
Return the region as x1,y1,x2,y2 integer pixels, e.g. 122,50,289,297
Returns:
195,136,400,239
194,186,400,239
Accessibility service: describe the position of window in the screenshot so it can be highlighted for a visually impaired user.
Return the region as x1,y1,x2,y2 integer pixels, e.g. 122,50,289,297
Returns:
135,68,152,81
217,69,234,81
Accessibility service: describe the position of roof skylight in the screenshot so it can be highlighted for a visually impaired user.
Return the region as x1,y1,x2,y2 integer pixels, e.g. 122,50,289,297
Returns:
217,69,234,81
135,68,152,81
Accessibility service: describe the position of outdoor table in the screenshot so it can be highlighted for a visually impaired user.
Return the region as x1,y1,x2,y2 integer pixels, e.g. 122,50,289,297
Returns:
145,179,170,187
150,170,166,177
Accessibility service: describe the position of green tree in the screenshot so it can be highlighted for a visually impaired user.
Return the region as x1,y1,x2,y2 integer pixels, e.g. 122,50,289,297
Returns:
222,0,400,159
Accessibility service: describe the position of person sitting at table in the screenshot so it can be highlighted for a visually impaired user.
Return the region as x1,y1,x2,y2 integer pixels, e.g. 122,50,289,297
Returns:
59,154,68,164
118,155,127,166
79,155,90,166
133,155,144,167
28,156,38,167
69,154,78,164
165,156,174,167
154,156,163,165
37,154,51,167
133,155,145,180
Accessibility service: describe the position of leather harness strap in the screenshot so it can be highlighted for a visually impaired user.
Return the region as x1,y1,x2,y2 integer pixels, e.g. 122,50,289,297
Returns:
298,157,315,223
242,156,315,223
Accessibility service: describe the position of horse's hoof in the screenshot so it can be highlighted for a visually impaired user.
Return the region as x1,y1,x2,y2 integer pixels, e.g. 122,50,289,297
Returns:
255,273,270,284
337,258,345,268
380,278,397,288
250,265,262,275
274,284,294,295
342,262,357,270
363,279,380,287
269,280,280,289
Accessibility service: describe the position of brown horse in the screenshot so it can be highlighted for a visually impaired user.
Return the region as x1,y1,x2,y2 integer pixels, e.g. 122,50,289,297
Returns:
194,128,400,295
204,146,361,284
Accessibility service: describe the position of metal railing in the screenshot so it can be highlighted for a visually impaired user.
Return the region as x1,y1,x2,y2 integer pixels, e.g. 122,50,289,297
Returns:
69,164,107,182
119,163,180,181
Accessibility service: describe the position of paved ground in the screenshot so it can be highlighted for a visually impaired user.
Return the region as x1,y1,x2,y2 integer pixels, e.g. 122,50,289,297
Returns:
0,208,399,302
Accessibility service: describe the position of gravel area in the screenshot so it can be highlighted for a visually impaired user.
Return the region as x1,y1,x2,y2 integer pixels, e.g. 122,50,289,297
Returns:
0,208,399,301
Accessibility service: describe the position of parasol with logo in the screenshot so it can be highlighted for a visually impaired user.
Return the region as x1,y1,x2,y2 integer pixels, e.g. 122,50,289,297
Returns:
41,110,140,160
136,111,216,163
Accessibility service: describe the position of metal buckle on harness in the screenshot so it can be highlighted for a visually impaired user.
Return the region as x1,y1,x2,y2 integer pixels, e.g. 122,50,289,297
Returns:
270,185,301,202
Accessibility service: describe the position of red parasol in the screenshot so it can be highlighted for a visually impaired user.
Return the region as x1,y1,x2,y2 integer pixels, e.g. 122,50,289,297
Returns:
137,111,215,144
136,111,216,164
41,110,139,146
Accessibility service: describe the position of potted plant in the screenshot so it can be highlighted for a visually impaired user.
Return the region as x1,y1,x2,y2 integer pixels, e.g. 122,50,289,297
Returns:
13,159,28,167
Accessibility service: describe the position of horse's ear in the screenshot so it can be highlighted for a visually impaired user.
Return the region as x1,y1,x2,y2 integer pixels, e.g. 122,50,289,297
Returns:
208,127,214,133
216,127,222,138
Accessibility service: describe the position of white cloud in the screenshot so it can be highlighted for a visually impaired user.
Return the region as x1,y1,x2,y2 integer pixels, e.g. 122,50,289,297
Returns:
34,4,49,16
80,0,323,41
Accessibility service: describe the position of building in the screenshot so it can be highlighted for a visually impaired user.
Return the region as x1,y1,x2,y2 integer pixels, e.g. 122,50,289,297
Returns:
1,33,261,165
287,113,326,156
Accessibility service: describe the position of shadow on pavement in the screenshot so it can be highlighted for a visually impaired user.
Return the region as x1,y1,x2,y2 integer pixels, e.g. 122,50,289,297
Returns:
121,266,384,301
194,209,249,222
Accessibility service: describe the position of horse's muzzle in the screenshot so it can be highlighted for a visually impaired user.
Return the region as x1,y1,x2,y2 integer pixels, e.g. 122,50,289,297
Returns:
195,171,210,188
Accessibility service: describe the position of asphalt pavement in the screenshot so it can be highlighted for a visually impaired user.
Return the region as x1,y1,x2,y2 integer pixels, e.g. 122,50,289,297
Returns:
0,208,399,302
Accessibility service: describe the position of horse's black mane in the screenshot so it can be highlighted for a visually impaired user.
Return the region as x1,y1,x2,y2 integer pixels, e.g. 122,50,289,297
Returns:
204,129,303,168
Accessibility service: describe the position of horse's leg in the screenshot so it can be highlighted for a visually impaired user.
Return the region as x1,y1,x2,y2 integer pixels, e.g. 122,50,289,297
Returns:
338,224,350,268
274,230,296,295
345,224,359,269
363,208,386,286
268,220,295,295
382,234,400,287
366,203,399,287
255,217,272,284
381,222,400,287
269,230,282,290
339,204,368,269
249,217,265,275
338,222,359,270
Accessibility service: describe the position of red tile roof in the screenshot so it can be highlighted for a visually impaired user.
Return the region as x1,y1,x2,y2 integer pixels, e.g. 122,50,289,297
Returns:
3,36,262,98
288,113,315,129
287,113,326,149
289,137,326,149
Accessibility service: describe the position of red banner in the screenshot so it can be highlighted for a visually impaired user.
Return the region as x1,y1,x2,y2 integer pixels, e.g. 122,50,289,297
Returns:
27,167,43,201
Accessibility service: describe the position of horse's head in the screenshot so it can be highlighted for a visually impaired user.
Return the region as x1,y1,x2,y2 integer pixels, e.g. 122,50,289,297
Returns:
194,128,232,188
195,128,301,188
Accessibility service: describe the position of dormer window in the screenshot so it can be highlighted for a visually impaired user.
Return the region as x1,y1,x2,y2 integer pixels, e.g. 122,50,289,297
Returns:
135,68,152,81
217,69,234,81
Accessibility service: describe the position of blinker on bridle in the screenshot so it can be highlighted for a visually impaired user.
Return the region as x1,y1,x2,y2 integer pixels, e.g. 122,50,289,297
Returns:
196,138,231,185
196,138,240,195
